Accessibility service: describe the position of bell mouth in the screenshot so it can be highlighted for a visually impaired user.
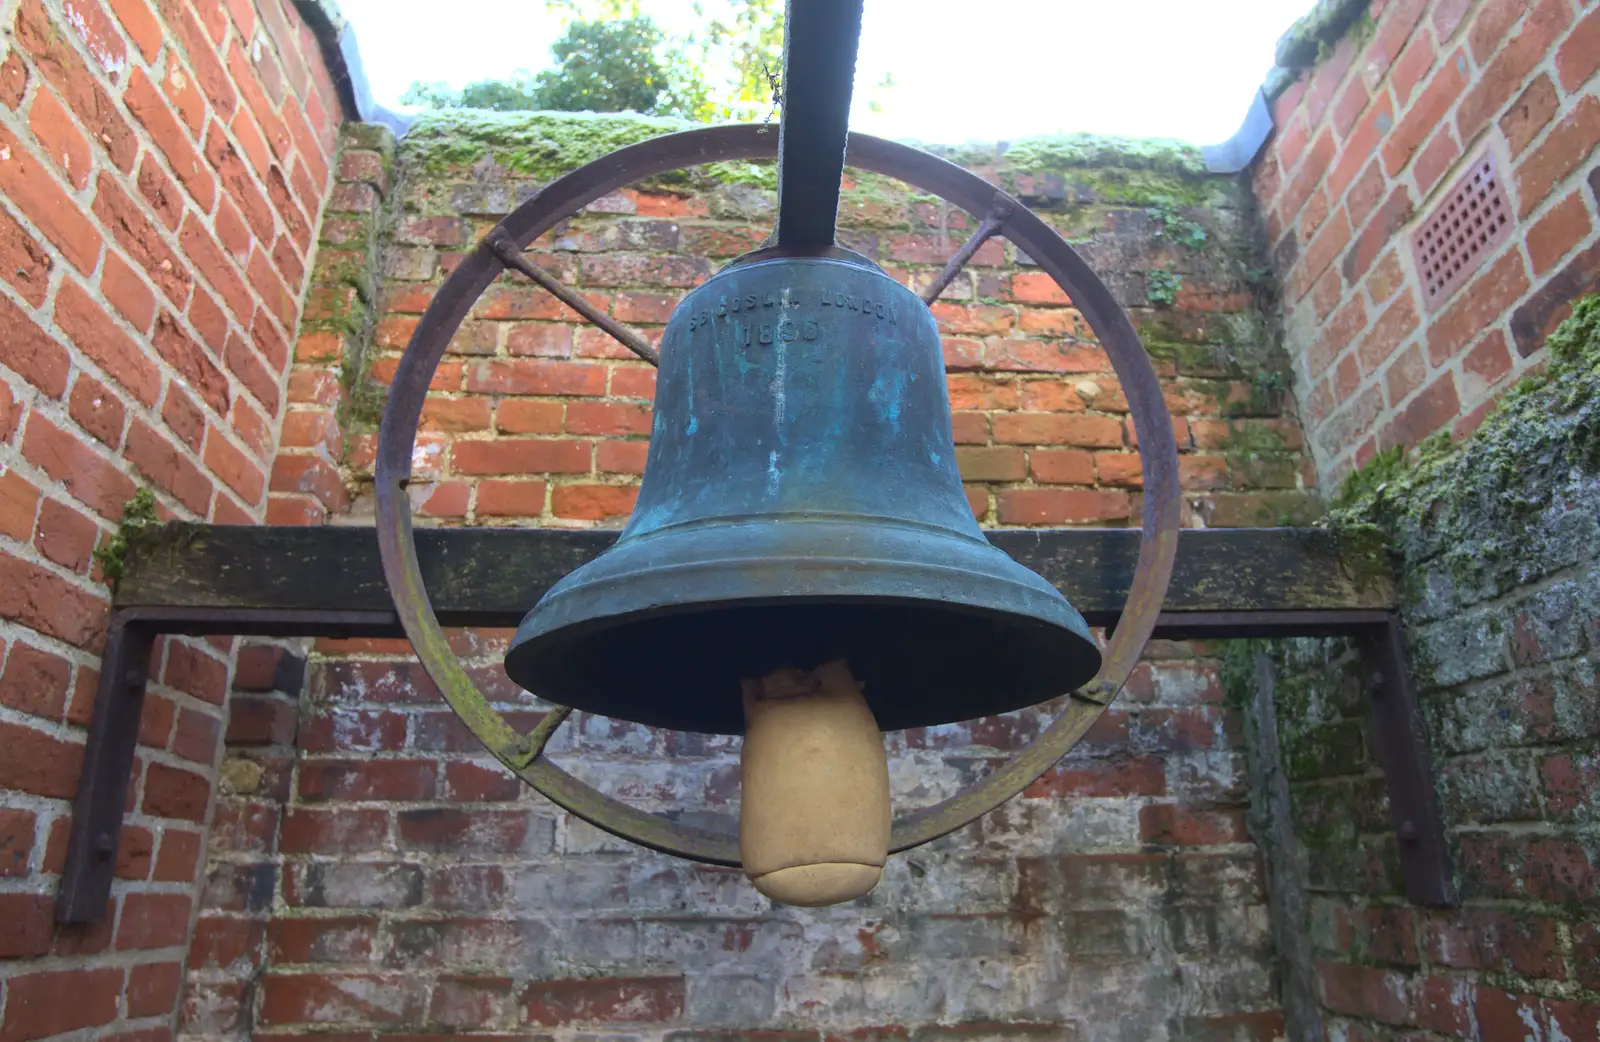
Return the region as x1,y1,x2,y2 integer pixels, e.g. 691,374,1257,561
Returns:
505,516,1102,735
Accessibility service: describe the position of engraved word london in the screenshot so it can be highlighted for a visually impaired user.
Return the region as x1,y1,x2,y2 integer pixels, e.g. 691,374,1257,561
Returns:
687,284,901,345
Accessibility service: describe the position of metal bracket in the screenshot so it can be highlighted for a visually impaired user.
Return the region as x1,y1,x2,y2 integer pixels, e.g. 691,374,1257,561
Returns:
56,617,154,923
1358,614,1456,907
56,607,399,924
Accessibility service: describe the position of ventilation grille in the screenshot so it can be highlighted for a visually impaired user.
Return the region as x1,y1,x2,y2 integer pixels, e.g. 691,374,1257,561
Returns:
1412,154,1512,312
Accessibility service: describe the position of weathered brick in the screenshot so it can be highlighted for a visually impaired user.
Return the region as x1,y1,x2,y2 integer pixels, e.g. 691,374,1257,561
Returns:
1501,74,1560,157
997,489,1131,525
94,172,191,304
1428,250,1530,363
124,66,215,210
1317,960,1413,1025
1342,187,1413,288
298,760,439,802
259,972,426,1025
1382,373,1462,449
28,88,92,191
15,0,137,173
0,121,102,275
1515,93,1600,217
126,417,213,515
33,497,98,574
993,413,1122,448
21,413,138,521
523,976,685,1027
0,967,122,1039
1384,48,1469,176
55,278,162,406
552,484,638,521
1358,290,1421,373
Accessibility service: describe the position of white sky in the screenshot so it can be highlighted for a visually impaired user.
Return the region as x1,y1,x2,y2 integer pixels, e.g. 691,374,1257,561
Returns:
339,0,1317,145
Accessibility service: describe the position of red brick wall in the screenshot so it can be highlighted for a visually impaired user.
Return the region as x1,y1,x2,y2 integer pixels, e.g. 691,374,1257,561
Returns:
177,118,1316,1039
1255,0,1600,486
0,1,340,1039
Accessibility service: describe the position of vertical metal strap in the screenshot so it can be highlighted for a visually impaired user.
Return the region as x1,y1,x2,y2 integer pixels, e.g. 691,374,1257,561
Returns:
1358,615,1457,907
774,0,865,247
57,616,156,923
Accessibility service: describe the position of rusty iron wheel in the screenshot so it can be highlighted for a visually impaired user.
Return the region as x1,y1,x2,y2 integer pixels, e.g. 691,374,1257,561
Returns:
375,125,1181,865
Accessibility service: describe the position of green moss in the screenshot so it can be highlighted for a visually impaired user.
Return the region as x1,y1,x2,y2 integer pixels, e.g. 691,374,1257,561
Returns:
343,122,397,159
1275,0,1370,70
1332,444,1405,509
1220,638,1269,710
1247,369,1288,415
93,488,158,590
1066,167,1214,208
1003,133,1206,177
329,135,405,436
1226,419,1292,459
403,109,705,181
1324,294,1600,585
1546,293,1600,369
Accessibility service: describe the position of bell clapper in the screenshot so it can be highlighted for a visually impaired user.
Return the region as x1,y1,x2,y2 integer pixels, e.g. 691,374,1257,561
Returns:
739,660,892,907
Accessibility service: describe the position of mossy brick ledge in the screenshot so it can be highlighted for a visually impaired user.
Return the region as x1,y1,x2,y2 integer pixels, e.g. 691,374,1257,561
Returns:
397,110,1221,206
1324,295,1600,604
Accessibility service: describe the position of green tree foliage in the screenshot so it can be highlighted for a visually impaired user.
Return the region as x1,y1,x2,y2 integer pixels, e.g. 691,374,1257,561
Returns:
533,17,674,113
401,0,785,122
676,0,785,121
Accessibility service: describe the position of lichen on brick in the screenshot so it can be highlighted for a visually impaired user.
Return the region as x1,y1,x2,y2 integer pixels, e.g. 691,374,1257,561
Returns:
1325,295,1600,594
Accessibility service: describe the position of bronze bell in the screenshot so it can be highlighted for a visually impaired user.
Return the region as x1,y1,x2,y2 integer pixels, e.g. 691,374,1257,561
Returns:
505,244,1101,734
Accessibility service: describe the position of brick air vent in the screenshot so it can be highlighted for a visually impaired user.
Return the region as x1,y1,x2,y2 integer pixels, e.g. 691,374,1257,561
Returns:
1411,153,1512,312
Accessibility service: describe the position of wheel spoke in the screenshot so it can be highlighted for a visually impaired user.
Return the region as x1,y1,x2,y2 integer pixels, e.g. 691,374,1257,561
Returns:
489,232,661,367
920,198,1013,305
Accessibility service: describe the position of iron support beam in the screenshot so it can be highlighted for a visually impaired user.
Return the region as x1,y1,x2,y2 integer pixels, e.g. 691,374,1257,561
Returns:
59,523,1449,919
111,524,1396,624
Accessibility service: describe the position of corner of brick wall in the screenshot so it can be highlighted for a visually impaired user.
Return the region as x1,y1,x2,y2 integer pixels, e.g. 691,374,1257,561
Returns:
1244,2,1600,1035
271,120,395,526
0,1,342,1039
1255,0,1600,488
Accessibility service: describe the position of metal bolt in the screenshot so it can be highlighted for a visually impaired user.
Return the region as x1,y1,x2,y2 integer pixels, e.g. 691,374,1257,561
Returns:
94,832,115,858
124,668,144,686
1398,820,1419,842
1368,671,1385,688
